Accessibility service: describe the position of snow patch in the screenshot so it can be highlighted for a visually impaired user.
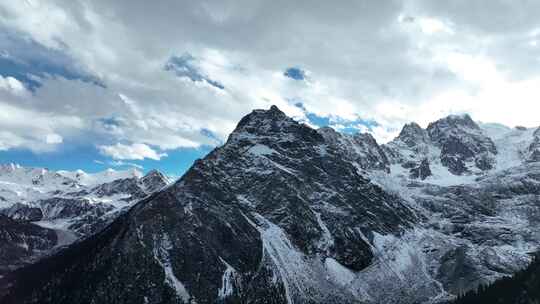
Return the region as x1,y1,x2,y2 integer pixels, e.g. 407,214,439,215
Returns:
152,233,194,303
314,211,334,251
247,144,277,156
218,257,236,299
324,258,355,287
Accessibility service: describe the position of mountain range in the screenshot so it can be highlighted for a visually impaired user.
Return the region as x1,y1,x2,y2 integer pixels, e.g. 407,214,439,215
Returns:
0,165,169,282
1,105,540,303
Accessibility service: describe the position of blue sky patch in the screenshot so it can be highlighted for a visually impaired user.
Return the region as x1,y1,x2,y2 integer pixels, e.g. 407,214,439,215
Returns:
97,116,123,128
0,142,213,178
293,101,379,134
284,67,306,81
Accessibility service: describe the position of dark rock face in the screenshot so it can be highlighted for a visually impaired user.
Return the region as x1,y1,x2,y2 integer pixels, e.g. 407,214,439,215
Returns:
527,127,540,162
397,122,430,148
3,106,417,304
140,169,170,192
382,121,432,173
0,204,43,222
319,126,390,172
436,245,481,295
427,114,497,175
84,170,168,200
39,197,113,221
88,178,146,198
38,197,115,235
0,215,56,278
353,132,391,172
409,159,432,180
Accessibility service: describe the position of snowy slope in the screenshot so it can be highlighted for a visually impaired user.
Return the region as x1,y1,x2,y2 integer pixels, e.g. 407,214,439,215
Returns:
480,123,537,171
57,168,143,187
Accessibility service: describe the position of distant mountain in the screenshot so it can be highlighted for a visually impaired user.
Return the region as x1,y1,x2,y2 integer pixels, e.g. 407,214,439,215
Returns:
0,165,169,281
2,106,540,304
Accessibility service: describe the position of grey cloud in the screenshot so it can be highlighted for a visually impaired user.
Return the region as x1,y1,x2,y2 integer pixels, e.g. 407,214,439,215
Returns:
415,0,540,34
0,28,102,90
410,0,540,80
0,0,540,154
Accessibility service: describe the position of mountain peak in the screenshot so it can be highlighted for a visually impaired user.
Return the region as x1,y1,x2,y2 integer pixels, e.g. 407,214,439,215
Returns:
427,113,497,174
353,132,378,145
269,104,281,112
140,169,169,192
400,122,423,134
427,114,484,145
142,169,168,182
227,105,319,145
233,105,289,131
429,113,479,131
395,122,429,148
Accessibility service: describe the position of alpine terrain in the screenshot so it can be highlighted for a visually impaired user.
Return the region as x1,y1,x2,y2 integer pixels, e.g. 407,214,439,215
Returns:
0,165,169,283
2,105,540,304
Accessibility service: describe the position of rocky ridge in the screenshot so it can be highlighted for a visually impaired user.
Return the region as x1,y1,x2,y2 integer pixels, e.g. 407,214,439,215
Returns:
2,106,540,304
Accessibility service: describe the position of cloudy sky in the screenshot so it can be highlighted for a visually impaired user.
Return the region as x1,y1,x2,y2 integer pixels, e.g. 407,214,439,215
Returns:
0,0,539,176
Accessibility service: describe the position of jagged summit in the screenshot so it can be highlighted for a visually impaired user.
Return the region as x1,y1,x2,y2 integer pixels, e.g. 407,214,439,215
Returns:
140,169,170,191
396,122,430,148
399,122,423,135
143,168,165,178
431,113,478,130
424,114,498,175
427,114,483,142
227,105,322,147
233,105,290,132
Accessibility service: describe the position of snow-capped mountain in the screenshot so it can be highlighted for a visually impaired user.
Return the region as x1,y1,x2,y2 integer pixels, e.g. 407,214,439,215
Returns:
2,106,540,304
0,164,143,209
427,114,497,174
0,165,169,280
319,127,390,173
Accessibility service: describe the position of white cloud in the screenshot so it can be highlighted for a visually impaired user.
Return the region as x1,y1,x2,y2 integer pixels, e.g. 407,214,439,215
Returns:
0,75,28,96
98,143,167,160
45,133,63,144
110,160,144,169
0,100,83,152
94,159,144,169
0,0,539,151
418,17,454,35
